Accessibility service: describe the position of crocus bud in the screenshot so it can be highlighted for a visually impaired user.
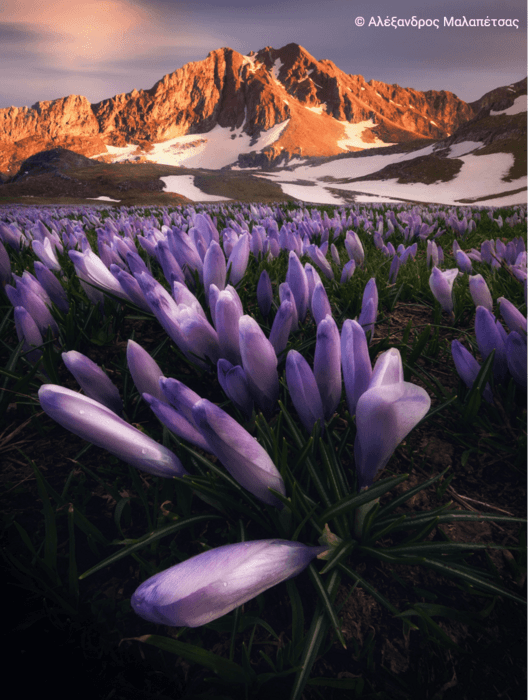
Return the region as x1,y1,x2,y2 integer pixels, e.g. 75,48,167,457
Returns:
354,349,431,489
127,340,167,404
286,350,325,434
131,539,325,627
279,282,298,331
32,237,61,272
69,249,132,303
451,340,494,403
34,262,69,314
192,398,285,506
429,267,459,315
215,290,243,365
475,306,508,382
312,281,332,327
358,278,378,340
269,300,295,355
455,250,473,274
345,231,364,266
257,270,273,318
62,351,123,415
498,297,527,337
239,315,279,416
286,251,309,320
227,233,250,287
203,240,226,297
217,359,254,419
14,306,43,362
307,245,334,280
469,274,493,312
314,315,341,420
38,385,187,478
143,394,211,452
505,331,527,388
340,259,356,284
341,319,372,415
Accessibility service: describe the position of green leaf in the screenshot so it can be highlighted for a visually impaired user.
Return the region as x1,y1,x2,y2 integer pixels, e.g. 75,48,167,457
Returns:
137,635,246,684
79,514,223,579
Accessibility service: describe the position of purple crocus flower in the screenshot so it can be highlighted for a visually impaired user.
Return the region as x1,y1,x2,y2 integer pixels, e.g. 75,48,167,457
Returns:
269,300,295,355
451,340,494,403
505,331,527,388
455,250,473,274
143,393,211,451
38,385,187,478
69,249,132,303
341,319,372,415
257,269,273,318
345,231,364,266
14,306,43,362
475,306,508,382
286,251,309,320
62,350,123,415
32,237,61,272
286,350,325,434
131,539,325,627
429,267,459,316
227,233,250,287
239,315,279,416
34,262,69,314
279,282,298,331
388,255,400,284
203,240,226,296
192,398,286,506
215,289,243,365
497,297,527,337
127,340,167,404
0,240,11,287
312,281,332,327
314,315,342,420
358,278,378,339
217,359,254,419
354,349,431,489
340,259,356,284
469,274,493,312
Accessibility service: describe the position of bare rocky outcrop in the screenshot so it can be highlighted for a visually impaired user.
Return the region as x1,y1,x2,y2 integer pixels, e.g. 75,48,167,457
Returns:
0,43,525,174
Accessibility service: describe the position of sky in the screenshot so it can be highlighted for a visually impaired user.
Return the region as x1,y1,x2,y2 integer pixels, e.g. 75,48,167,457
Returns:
0,0,526,109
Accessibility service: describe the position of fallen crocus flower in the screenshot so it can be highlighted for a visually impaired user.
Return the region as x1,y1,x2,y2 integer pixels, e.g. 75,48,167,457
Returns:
38,385,187,478
192,398,286,506
354,349,431,489
131,539,326,627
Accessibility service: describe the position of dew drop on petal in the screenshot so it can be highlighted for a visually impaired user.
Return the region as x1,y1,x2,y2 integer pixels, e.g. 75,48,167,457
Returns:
141,448,147,455
79,410,85,415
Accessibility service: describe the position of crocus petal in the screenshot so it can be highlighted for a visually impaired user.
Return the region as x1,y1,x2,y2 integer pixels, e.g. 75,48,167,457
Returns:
227,233,250,287
192,398,285,506
312,281,332,327
127,340,167,404
475,306,508,382
269,300,295,356
451,340,494,403
286,350,325,434
14,306,43,361
429,267,455,314
239,315,279,416
505,331,527,388
131,539,325,627
62,350,123,415
369,348,403,389
217,359,254,419
38,385,187,478
314,315,342,420
354,381,431,489
144,394,211,451
286,251,309,320
498,297,527,337
216,290,243,365
469,274,493,312
341,319,372,415
203,240,226,296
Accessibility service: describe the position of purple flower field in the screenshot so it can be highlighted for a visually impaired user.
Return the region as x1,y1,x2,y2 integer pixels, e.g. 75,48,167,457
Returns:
1,200,526,699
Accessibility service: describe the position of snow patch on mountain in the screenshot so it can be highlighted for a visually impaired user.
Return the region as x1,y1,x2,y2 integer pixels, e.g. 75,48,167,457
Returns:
491,95,527,116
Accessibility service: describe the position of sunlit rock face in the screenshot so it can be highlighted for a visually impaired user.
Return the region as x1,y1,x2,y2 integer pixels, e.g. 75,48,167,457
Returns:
0,42,524,176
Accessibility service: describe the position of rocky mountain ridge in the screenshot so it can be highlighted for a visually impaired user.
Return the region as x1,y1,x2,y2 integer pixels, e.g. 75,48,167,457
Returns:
0,42,496,176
